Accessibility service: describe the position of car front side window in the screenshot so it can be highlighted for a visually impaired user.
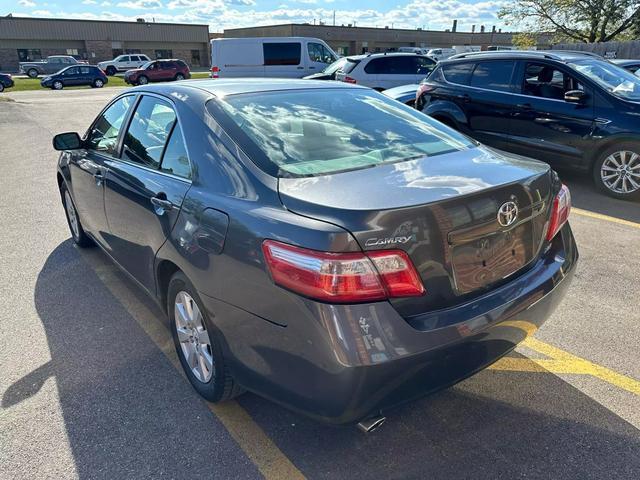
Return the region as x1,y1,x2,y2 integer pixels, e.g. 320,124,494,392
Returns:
122,96,177,169
86,96,134,155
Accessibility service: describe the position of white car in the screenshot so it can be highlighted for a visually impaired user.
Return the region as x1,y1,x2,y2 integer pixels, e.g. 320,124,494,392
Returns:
334,53,436,90
426,48,456,61
210,37,338,78
97,54,151,76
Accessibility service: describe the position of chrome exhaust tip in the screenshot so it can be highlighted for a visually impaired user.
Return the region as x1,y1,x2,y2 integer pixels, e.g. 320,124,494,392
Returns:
357,416,386,434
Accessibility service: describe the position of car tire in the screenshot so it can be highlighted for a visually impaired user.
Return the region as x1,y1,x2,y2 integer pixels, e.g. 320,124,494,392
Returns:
60,183,93,248
27,69,39,79
593,142,640,200
137,75,149,85
175,73,185,81
0,83,4,93
93,79,104,88
52,80,63,90
168,271,244,403
106,66,116,76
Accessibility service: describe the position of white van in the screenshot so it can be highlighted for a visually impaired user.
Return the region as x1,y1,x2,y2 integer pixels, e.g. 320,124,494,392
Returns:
210,37,339,78
397,47,428,55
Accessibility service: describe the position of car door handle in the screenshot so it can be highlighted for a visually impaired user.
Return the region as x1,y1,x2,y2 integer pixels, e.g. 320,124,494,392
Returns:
296,66,304,69
516,103,532,111
309,66,316,69
455,94,470,102
150,195,174,214
93,171,104,186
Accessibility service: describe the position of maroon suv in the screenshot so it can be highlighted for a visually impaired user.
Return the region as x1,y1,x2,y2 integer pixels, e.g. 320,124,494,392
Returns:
124,59,190,86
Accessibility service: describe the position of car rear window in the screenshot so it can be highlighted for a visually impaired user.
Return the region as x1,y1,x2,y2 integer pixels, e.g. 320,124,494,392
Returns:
442,63,474,85
207,89,474,177
340,58,360,74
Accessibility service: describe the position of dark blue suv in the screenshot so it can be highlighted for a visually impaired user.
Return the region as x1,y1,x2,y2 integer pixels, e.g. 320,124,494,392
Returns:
418,51,640,200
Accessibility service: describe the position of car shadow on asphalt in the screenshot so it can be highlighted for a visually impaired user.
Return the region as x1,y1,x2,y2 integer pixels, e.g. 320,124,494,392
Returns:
3,240,260,479
557,169,640,223
6,240,640,479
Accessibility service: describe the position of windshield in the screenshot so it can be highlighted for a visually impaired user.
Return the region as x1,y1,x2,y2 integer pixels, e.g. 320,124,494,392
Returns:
570,59,640,100
141,61,154,69
322,57,349,74
210,89,473,177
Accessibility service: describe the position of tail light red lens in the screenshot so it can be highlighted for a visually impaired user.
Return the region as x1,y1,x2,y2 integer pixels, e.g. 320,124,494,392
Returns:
343,76,357,84
262,240,425,303
545,184,571,241
211,66,219,78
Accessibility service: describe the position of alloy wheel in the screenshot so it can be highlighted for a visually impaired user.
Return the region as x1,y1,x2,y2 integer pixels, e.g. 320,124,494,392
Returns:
64,190,80,240
174,291,214,383
95,79,104,88
601,150,640,194
138,76,148,85
53,81,63,90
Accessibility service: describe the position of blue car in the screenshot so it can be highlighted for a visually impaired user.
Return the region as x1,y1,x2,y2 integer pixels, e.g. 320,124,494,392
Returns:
41,65,107,90
0,73,14,93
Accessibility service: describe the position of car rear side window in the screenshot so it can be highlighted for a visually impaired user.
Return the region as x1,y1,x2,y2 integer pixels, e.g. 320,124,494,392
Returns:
161,124,191,179
263,43,301,66
442,63,474,85
86,96,134,155
122,96,177,168
470,61,516,92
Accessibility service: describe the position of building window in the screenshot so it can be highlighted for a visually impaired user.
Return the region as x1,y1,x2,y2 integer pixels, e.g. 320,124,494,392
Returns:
125,49,141,54
190,49,201,67
17,49,42,62
155,49,172,59
112,48,123,58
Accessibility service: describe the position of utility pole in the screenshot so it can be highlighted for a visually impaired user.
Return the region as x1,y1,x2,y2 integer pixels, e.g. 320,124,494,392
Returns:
333,10,336,26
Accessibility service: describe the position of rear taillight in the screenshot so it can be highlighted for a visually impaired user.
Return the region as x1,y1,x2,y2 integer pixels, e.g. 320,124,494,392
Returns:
545,184,571,241
211,66,219,78
343,76,357,84
262,240,424,303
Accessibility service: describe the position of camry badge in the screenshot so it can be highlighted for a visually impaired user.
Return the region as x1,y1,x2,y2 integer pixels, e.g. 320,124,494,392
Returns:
497,201,518,227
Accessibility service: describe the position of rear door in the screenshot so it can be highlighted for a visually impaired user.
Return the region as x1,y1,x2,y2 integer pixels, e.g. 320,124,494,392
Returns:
263,42,304,78
103,94,192,292
508,61,595,167
463,59,518,149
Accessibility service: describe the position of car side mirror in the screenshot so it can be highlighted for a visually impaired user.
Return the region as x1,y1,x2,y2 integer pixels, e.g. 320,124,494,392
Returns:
53,132,83,150
565,90,587,103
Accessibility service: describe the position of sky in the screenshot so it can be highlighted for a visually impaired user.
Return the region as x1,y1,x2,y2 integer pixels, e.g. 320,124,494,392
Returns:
2,0,511,33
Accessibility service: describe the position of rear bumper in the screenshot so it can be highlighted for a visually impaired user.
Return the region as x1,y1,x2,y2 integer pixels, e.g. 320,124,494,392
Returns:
200,224,578,424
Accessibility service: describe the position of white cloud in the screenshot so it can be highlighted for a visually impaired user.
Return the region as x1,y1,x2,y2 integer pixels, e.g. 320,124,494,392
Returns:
82,0,98,4
117,0,163,9
18,0,36,7
17,0,511,33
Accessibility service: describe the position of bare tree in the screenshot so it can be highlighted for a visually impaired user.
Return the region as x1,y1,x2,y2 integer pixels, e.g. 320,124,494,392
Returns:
499,0,640,43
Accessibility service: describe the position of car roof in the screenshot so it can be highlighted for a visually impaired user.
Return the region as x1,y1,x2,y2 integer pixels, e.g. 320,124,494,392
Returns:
443,50,604,64
611,59,640,65
137,78,368,97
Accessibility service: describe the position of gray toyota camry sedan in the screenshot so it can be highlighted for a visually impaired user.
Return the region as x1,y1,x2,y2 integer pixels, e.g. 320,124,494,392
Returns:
53,79,578,429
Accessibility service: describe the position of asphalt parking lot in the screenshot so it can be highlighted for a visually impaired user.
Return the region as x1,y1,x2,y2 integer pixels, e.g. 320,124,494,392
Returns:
1,87,639,480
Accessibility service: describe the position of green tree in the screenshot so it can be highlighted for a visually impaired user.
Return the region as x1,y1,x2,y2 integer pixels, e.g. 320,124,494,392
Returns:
499,0,640,43
512,33,538,49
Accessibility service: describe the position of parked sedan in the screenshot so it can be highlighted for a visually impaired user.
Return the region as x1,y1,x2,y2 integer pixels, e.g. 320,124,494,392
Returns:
0,73,14,92
124,59,190,85
611,59,640,76
53,79,577,428
382,82,421,106
41,65,107,90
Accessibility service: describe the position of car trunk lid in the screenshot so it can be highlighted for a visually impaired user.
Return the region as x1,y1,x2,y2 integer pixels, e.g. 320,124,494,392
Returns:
278,146,553,317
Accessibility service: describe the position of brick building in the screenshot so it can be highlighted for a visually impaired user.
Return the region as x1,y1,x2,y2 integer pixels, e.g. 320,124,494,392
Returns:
222,23,552,56
0,16,210,73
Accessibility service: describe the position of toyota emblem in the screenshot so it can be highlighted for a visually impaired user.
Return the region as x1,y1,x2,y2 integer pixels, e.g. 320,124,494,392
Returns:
497,201,518,227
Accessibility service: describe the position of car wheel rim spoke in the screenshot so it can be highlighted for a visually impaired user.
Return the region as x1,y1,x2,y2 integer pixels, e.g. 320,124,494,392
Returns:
174,291,213,383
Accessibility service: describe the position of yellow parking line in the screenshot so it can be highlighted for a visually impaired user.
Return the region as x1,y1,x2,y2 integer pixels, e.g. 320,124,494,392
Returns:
572,207,640,229
85,252,305,480
490,333,640,396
